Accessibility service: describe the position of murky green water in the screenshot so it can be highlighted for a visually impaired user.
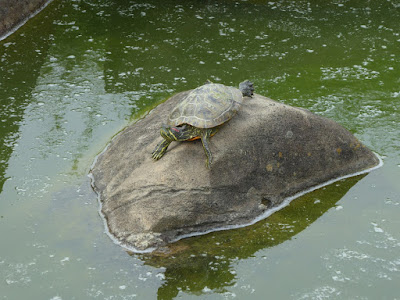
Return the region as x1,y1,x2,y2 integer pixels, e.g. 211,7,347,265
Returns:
1,0,399,299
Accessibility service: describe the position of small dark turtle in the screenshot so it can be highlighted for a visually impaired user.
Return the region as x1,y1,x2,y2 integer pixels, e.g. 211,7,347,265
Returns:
152,80,254,168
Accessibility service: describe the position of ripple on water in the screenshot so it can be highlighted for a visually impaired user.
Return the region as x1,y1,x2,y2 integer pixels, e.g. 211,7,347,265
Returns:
296,286,340,299
323,224,399,285
1,0,400,299
320,65,380,81
357,105,384,120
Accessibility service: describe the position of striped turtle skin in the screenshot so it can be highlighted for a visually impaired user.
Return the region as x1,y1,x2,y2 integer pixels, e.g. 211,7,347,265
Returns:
152,80,254,168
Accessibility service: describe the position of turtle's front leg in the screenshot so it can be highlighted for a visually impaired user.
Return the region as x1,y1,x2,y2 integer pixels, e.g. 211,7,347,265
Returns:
152,139,171,160
201,129,213,168
152,125,177,160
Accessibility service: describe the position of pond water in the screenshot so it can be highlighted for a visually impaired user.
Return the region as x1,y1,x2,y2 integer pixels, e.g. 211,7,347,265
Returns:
0,0,399,299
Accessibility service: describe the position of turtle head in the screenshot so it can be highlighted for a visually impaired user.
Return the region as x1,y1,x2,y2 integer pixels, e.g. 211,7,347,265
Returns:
160,125,179,141
160,124,198,142
239,80,254,97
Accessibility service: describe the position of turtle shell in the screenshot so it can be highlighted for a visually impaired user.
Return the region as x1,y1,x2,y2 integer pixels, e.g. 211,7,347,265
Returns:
168,83,243,129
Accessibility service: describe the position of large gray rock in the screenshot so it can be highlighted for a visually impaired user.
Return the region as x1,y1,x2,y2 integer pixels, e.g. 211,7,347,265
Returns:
90,91,380,252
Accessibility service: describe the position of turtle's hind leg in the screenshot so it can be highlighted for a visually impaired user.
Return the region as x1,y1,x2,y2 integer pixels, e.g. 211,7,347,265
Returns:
239,80,254,97
201,129,213,169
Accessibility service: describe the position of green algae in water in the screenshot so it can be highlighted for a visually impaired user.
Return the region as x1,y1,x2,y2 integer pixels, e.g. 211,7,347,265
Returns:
141,175,366,299
0,0,399,299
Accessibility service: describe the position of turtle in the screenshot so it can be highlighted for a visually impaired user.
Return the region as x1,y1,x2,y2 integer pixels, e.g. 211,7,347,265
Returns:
152,80,254,168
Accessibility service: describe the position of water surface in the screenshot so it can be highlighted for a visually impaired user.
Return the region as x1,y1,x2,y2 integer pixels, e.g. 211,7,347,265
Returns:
1,0,399,299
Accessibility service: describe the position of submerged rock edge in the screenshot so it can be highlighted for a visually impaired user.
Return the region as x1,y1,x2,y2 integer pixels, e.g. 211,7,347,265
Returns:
89,153,382,254
88,92,383,253
0,0,53,41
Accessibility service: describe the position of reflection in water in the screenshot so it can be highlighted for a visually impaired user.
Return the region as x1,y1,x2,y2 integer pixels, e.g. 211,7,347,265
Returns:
139,175,366,300
0,2,59,192
0,0,399,299
1,0,399,189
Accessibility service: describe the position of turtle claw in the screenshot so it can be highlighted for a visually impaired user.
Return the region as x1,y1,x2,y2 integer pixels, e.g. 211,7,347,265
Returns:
205,160,211,169
152,140,170,160
152,149,166,160
152,150,162,160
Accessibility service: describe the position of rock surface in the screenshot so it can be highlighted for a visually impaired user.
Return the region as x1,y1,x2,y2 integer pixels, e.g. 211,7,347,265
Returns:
0,0,52,40
90,91,380,252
